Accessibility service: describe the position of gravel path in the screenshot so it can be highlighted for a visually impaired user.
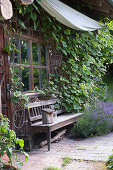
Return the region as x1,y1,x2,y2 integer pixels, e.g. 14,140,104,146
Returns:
19,132,113,170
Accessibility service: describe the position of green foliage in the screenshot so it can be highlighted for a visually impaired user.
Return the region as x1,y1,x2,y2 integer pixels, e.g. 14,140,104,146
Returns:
103,75,113,102
34,78,62,99
62,156,72,166
38,16,112,112
10,66,29,106
4,32,29,106
12,2,113,112
0,114,29,169
18,19,27,29
106,155,113,169
44,167,61,170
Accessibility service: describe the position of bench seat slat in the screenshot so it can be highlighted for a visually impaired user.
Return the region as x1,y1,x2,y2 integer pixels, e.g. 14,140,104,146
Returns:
29,109,63,122
28,99,60,108
31,113,83,127
30,115,42,122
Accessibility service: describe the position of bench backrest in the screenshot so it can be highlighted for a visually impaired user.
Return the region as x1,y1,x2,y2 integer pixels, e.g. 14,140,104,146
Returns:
27,99,62,125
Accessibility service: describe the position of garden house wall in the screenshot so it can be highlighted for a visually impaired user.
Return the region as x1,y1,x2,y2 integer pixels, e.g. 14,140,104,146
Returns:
0,21,62,131
0,0,113,133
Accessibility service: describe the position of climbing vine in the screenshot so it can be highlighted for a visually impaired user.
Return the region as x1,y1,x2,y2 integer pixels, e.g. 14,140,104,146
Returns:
4,30,29,106
12,2,113,112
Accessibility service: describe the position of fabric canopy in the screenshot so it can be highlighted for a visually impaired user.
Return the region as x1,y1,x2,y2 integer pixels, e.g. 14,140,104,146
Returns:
39,0,102,31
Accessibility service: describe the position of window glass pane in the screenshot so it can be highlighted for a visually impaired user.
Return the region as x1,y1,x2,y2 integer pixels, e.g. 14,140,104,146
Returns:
41,69,48,88
10,38,20,64
14,67,21,90
22,68,29,91
33,68,39,89
14,66,19,75
15,39,20,64
21,40,29,65
41,45,46,66
32,43,39,65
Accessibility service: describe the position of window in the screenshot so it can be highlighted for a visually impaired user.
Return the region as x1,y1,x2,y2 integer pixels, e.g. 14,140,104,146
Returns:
10,37,49,91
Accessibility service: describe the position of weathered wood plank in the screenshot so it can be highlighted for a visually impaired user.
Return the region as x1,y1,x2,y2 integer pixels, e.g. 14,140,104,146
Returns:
0,73,5,87
40,129,67,147
30,115,42,122
31,113,83,127
28,99,60,108
29,40,34,90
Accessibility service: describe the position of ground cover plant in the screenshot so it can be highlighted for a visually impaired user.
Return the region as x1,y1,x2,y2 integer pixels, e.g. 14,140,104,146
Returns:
72,100,113,138
106,154,113,169
62,156,72,166
44,167,61,170
0,113,28,169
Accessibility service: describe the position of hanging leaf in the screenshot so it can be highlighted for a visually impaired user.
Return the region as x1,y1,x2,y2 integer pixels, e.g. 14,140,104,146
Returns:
64,29,71,35
32,3,39,12
18,19,26,29
62,41,67,48
62,49,67,55
30,12,37,22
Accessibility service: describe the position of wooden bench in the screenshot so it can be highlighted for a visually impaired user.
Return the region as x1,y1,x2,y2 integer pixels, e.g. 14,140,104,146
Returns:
27,99,83,151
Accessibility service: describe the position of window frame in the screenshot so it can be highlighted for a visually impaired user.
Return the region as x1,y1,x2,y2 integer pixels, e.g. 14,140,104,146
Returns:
10,34,49,91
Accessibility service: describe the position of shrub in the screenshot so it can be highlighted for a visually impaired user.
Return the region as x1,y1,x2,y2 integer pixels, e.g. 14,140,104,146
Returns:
71,101,113,138
106,154,113,169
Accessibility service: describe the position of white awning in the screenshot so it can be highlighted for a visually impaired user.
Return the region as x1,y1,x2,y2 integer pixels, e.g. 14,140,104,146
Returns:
39,0,102,31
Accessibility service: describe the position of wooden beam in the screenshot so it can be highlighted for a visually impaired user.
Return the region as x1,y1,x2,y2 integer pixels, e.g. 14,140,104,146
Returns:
40,129,67,147
0,73,5,87
29,40,34,90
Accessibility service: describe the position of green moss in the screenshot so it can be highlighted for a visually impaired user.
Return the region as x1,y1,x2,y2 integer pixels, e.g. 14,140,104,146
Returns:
62,156,72,166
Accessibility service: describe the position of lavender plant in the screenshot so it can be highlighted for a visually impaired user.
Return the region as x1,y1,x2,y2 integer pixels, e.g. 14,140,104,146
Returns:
72,100,113,138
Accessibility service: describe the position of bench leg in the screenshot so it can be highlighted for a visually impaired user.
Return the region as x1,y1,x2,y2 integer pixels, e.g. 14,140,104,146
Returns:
47,127,51,151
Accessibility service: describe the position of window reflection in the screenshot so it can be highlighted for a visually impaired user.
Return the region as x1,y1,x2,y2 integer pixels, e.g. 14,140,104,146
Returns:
21,40,29,65
32,43,39,65
33,68,39,89
41,69,48,88
22,68,29,91
41,45,46,66
10,38,20,64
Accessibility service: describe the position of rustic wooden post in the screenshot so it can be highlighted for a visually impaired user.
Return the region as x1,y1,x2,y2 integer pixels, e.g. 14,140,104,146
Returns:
47,126,51,151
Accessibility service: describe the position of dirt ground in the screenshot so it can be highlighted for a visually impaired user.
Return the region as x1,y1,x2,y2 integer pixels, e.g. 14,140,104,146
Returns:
62,160,107,170
17,132,113,170
19,155,107,170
